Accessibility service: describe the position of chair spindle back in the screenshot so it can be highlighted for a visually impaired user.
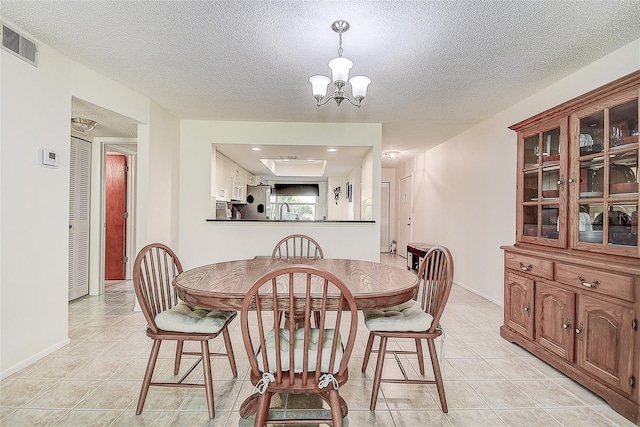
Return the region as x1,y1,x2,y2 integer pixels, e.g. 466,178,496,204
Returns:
241,265,357,389
133,243,183,333
416,245,454,332
272,234,324,259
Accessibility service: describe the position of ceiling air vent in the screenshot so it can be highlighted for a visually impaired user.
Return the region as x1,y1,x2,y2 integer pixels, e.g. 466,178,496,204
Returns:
1,23,38,67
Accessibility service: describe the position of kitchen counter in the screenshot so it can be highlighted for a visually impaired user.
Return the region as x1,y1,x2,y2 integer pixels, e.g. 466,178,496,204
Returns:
206,218,375,223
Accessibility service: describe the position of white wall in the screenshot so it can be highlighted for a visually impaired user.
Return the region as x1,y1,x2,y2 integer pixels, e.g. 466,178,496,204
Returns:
146,102,181,248
0,24,178,377
178,121,382,269
1,41,72,377
360,149,374,220
407,39,640,305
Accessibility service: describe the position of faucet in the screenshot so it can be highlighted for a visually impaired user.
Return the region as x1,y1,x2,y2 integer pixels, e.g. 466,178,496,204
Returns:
279,202,290,220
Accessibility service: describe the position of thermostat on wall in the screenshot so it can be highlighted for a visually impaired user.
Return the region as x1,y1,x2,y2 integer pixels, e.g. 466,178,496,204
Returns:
38,148,59,168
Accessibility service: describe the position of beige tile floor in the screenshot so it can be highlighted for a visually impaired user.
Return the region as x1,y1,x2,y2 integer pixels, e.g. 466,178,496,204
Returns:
0,253,635,426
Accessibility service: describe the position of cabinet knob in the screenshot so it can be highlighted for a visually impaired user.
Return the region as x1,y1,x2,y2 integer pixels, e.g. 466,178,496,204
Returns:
519,262,533,271
562,317,571,334
575,321,584,341
568,178,576,183
523,302,531,317
557,180,563,186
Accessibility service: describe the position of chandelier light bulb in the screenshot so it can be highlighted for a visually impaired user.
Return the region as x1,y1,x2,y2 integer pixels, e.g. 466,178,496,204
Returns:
309,75,331,99
328,57,353,85
349,75,371,100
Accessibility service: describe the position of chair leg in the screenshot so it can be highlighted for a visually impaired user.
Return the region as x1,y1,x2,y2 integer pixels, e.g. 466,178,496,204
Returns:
328,389,343,427
201,340,216,419
369,335,388,410
254,391,273,426
222,327,238,378
361,333,375,372
427,338,448,413
174,340,184,375
137,339,162,415
415,338,425,375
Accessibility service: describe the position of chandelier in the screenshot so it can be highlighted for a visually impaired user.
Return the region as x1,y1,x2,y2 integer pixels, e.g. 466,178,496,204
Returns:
71,117,98,132
309,20,371,107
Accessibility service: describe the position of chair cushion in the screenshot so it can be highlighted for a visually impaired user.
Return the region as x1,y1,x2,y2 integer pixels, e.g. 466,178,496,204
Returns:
155,302,235,334
257,328,343,374
363,300,433,332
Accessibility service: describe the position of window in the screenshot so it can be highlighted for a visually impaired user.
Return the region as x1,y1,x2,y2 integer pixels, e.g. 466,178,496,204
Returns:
272,195,317,220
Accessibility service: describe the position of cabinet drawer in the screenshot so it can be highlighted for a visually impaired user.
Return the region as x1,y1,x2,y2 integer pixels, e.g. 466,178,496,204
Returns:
555,264,634,302
505,253,553,280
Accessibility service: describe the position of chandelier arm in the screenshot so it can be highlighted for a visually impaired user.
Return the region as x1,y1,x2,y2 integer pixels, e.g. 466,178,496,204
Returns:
316,96,336,107
342,96,361,108
316,94,362,108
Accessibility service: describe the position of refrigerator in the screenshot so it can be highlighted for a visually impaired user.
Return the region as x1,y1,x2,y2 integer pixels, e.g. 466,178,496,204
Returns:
239,185,271,219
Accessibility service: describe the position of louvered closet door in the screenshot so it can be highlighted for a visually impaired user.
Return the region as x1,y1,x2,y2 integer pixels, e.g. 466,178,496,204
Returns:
69,137,91,301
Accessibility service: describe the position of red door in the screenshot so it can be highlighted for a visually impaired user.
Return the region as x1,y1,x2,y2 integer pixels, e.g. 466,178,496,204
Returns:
105,154,127,280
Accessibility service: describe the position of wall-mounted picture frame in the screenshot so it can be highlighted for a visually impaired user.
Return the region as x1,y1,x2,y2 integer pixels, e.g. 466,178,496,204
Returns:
347,182,352,203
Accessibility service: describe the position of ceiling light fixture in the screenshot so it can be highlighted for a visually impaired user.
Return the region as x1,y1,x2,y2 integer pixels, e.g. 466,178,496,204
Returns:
309,20,371,108
384,151,400,160
71,117,97,133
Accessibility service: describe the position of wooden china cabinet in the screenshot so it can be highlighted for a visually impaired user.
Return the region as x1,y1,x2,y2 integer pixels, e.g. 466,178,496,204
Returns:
501,71,640,424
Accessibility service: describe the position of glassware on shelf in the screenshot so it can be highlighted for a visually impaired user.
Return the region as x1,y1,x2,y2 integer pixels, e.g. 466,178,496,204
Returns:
524,135,539,168
579,203,604,244
579,111,604,156
524,170,539,201
610,100,638,149
579,157,604,197
541,167,560,199
541,205,559,240
523,206,538,237
542,128,561,162
608,150,638,196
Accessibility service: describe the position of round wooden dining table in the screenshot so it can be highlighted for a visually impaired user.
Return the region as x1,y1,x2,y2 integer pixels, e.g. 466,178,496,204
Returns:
173,257,419,311
174,257,418,420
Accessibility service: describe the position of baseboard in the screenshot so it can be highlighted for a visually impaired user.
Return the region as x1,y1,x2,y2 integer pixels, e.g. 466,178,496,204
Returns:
0,337,71,380
453,280,503,307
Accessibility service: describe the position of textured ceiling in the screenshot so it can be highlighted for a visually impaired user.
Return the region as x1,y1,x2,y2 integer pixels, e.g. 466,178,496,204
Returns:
71,98,139,140
2,1,639,167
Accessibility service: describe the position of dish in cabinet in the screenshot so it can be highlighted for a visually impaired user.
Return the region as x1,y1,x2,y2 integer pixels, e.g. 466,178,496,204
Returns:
579,191,603,198
579,230,603,243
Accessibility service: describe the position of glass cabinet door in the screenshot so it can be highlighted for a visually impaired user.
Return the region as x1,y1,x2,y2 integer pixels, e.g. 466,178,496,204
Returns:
518,119,567,247
572,94,638,254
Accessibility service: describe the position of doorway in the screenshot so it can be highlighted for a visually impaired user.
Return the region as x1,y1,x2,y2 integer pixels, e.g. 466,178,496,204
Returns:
397,175,412,259
380,182,391,252
105,153,127,280
102,143,136,288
